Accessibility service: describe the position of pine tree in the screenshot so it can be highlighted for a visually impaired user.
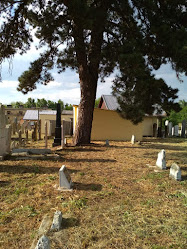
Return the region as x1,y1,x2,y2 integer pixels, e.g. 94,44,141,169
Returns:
0,0,186,144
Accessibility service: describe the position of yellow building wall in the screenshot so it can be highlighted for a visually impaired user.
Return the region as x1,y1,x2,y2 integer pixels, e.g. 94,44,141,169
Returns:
142,116,157,136
40,114,73,134
91,108,143,141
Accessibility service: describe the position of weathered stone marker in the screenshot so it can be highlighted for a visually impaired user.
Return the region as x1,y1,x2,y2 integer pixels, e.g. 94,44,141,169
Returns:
131,135,136,144
59,165,72,190
105,139,109,146
50,211,62,231
156,149,166,169
35,235,50,249
169,163,181,181
53,103,61,147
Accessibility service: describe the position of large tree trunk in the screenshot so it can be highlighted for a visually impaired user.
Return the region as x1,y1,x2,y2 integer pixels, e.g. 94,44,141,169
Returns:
73,75,97,145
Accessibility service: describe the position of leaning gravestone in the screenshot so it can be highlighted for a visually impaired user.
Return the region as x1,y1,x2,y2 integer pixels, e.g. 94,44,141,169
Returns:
59,165,72,190
181,120,186,138
0,105,11,158
169,163,181,181
156,149,166,170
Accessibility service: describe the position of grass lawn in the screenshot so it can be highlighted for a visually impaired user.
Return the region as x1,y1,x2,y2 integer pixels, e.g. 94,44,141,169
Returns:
0,138,187,249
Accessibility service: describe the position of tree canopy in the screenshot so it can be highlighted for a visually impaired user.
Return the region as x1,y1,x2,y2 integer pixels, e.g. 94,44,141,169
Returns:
0,0,186,144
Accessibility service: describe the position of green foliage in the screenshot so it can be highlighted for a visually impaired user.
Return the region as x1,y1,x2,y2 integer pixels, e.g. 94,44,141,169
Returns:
95,98,101,108
167,100,187,125
0,0,186,125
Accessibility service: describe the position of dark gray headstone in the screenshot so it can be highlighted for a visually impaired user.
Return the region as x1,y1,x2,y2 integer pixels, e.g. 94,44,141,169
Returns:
53,103,61,147
181,120,186,138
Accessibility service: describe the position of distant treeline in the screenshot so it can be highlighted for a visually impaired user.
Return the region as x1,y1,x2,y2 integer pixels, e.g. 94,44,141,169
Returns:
6,98,73,110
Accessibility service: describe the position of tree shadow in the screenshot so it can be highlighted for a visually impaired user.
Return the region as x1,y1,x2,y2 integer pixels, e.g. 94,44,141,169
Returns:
0,164,60,174
0,181,10,187
66,158,116,163
63,148,103,152
73,182,102,191
62,217,79,229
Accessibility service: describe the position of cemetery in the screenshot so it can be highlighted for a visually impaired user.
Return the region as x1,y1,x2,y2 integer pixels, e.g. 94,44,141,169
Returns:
0,102,186,248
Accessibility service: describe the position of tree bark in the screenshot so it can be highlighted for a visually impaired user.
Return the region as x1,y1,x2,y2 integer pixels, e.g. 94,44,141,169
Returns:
72,4,107,145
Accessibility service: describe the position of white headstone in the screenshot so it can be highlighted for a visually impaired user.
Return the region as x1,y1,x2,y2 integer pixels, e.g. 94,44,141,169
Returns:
59,165,72,190
35,235,50,249
172,127,175,136
50,211,62,231
156,149,166,170
169,163,181,181
131,135,136,144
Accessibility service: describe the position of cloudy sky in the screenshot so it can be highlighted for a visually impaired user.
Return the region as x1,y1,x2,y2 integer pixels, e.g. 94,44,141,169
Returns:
0,42,186,105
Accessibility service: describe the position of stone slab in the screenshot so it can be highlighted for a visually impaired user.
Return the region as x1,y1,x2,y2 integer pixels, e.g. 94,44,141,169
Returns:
12,149,52,155
35,235,50,249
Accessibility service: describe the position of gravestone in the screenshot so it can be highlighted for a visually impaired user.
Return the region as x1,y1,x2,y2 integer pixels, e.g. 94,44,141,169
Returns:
53,103,61,147
168,122,172,137
61,122,65,148
105,139,109,146
169,163,181,181
156,149,166,170
0,105,11,157
131,135,136,144
181,120,186,138
165,120,169,137
172,127,175,136
35,235,50,249
25,129,28,142
59,165,72,190
174,125,179,136
50,211,62,231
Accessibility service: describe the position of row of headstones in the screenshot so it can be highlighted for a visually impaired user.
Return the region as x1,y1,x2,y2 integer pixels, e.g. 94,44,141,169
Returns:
0,105,11,158
156,149,181,181
168,120,186,137
35,211,63,249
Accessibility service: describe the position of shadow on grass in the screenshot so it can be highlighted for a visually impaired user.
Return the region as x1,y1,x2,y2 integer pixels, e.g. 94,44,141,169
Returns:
62,217,79,229
73,182,102,191
0,164,60,174
63,148,103,152
0,181,10,187
66,158,116,163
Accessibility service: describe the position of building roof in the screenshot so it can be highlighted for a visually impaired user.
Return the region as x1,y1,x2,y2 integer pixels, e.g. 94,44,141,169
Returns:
98,95,166,117
23,109,73,120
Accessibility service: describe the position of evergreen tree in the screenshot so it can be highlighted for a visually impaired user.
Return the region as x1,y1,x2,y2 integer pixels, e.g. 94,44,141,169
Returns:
0,0,186,144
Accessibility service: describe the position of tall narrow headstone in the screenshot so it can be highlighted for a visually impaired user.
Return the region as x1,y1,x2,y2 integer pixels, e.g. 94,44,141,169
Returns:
168,122,172,137
45,122,48,149
61,121,65,148
156,149,166,170
53,103,61,147
131,135,136,144
181,120,186,138
174,125,179,136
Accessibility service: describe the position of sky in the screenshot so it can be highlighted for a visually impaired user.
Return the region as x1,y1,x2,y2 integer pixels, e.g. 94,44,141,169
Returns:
0,41,186,105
